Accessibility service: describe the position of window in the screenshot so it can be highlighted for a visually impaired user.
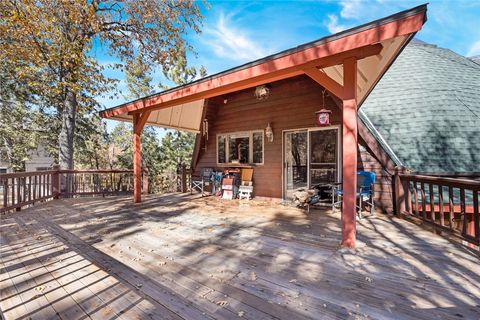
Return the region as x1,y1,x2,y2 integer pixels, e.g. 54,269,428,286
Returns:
217,131,264,165
0,168,7,174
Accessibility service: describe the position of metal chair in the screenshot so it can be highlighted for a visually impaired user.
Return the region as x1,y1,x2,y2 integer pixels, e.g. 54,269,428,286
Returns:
331,171,376,218
191,168,214,196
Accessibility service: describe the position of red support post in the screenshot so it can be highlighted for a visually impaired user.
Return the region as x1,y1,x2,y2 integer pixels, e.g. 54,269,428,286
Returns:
52,165,61,199
133,113,142,203
341,57,358,248
132,110,151,203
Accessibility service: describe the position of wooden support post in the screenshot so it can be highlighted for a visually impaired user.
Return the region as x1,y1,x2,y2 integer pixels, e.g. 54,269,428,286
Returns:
133,113,142,203
394,166,407,216
132,110,151,203
52,165,61,199
341,57,358,248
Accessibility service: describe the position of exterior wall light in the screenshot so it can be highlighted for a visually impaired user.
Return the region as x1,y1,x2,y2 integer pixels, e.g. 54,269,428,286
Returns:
255,85,270,100
265,123,274,143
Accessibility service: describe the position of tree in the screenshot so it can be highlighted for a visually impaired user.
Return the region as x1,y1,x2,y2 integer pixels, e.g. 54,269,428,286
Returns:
0,0,203,169
159,131,196,171
159,45,207,89
0,55,42,171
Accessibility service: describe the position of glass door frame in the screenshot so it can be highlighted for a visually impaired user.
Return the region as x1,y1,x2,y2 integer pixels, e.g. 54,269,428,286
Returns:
282,125,342,200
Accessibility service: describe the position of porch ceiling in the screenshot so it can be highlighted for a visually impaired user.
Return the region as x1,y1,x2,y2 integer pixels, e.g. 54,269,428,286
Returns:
100,5,427,132
321,35,410,105
111,99,205,133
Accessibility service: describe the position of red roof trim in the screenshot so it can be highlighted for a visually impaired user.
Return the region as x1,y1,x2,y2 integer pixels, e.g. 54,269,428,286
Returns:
101,5,427,119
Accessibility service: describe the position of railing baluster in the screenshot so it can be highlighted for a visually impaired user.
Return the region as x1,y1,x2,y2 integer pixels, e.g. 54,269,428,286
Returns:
460,188,466,237
2,178,7,208
406,179,412,215
449,186,454,230
413,182,419,217
473,190,479,244
420,182,426,220
438,185,444,227
429,183,435,222
15,177,20,210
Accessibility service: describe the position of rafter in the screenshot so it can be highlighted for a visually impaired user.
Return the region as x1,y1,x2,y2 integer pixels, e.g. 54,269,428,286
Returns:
302,67,345,100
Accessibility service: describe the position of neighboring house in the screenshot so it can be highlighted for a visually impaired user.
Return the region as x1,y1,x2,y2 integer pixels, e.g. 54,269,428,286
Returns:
0,144,55,173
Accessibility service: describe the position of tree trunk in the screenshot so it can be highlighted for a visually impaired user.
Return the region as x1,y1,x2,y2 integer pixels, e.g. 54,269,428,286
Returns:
58,89,77,170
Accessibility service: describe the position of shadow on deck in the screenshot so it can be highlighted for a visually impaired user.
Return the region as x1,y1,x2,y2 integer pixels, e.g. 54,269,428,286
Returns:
1,193,479,320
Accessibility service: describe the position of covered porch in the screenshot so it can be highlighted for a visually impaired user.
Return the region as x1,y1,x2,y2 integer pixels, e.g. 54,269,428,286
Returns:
1,194,479,319
100,5,428,248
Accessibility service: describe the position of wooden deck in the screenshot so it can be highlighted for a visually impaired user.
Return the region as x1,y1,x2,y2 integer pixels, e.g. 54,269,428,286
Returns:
1,194,479,320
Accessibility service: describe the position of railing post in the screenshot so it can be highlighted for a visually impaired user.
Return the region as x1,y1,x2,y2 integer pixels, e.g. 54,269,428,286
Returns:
394,166,407,215
181,164,187,193
52,165,61,199
142,168,149,195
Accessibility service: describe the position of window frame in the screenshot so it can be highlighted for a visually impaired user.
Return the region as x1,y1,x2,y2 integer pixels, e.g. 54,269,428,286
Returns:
216,130,264,166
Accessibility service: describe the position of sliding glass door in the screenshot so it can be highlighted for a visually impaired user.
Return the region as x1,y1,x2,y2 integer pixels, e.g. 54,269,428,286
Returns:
284,131,308,200
309,129,338,186
284,127,339,200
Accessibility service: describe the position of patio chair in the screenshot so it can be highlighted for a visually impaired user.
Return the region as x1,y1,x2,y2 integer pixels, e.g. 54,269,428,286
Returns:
191,168,214,196
238,168,254,200
331,171,376,219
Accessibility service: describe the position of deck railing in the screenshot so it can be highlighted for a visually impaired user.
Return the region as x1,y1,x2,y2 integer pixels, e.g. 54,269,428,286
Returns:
395,168,480,245
0,168,144,213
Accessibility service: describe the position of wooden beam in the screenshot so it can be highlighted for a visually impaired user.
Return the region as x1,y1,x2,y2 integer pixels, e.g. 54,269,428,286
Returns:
303,67,345,100
134,110,151,134
121,44,383,118
341,57,358,248
357,118,397,175
331,94,397,176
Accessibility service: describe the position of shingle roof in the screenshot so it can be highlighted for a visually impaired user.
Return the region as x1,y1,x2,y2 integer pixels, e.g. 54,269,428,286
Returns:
360,41,480,174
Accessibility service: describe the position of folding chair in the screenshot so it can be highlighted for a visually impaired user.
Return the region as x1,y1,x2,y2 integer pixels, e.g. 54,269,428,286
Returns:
331,171,376,219
191,168,213,196
238,168,254,200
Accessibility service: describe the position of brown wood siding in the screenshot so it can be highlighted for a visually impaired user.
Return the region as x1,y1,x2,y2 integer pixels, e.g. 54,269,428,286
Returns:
195,75,340,199
357,147,394,213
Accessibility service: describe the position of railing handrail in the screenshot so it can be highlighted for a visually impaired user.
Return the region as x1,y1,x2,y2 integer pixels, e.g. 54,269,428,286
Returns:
1,168,139,214
396,168,479,247
399,173,480,190
0,170,58,179
59,169,134,174
0,169,138,179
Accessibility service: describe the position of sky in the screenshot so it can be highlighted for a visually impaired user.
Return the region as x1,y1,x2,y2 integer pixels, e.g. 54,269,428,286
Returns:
98,0,480,135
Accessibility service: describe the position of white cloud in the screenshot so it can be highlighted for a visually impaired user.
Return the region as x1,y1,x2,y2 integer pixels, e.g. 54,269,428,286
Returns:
339,0,363,19
325,14,350,34
203,13,267,62
467,40,480,57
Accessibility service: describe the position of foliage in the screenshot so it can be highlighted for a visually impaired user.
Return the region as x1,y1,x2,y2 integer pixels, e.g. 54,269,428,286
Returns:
159,45,208,89
0,0,203,169
0,57,42,171
125,56,154,100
